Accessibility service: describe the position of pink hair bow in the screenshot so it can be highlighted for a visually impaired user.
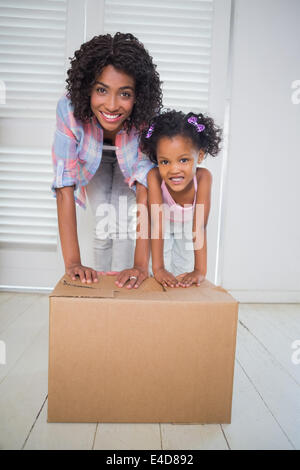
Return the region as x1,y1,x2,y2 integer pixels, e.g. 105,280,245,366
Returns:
187,116,205,132
146,124,155,139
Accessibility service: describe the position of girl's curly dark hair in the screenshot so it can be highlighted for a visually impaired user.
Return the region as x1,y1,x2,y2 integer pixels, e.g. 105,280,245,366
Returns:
66,32,162,133
140,110,222,163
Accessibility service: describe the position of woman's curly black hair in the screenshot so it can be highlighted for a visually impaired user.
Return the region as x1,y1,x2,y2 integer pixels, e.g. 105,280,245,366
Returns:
66,32,162,133
140,110,222,163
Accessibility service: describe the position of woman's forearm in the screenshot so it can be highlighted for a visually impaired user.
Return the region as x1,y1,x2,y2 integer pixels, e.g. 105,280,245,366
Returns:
56,186,81,268
150,200,165,272
151,238,165,272
146,170,165,273
134,183,150,269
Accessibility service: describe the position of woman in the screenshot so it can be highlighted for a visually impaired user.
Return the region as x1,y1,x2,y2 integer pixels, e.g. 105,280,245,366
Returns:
51,32,162,288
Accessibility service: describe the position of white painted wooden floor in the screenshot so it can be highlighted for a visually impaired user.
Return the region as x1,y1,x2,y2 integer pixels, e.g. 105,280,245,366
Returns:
0,292,299,450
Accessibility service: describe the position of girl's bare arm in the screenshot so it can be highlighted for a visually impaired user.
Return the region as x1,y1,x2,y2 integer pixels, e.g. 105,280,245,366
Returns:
193,168,212,276
193,168,212,277
176,168,212,287
56,186,99,283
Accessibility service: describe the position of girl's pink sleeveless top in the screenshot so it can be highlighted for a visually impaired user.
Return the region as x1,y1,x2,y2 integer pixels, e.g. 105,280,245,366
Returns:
161,175,198,222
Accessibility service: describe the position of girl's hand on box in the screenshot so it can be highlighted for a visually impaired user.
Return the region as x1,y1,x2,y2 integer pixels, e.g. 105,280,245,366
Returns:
110,267,148,289
176,270,205,287
66,263,99,283
154,268,179,288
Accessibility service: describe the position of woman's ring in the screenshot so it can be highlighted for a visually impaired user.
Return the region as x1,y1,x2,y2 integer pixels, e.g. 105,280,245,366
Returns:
130,276,137,281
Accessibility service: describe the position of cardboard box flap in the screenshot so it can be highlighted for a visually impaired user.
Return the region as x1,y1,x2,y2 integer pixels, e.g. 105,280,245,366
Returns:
163,279,238,303
50,275,115,298
50,274,165,299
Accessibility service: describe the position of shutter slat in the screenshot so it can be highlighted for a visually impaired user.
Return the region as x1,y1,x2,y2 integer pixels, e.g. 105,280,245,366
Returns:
0,45,64,56
1,200,56,210
0,234,57,246
104,26,212,40
106,18,212,30
0,181,52,191
0,7,66,21
0,26,65,39
0,228,56,238
0,171,53,183
0,108,56,118
106,7,213,19
0,33,65,47
0,207,56,218
1,98,59,107
107,0,213,12
0,149,52,164
160,77,210,85
2,76,63,85
0,63,64,74
158,65,210,74
0,191,52,201
0,164,53,173
0,1,66,12
135,40,212,50
1,218,56,227
164,92,209,101
155,57,211,67
5,88,63,98
0,54,65,66
0,18,66,31
0,109,56,119
0,147,51,155
1,214,57,224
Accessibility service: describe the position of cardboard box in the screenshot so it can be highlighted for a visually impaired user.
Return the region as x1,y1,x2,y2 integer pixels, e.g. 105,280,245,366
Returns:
48,275,238,423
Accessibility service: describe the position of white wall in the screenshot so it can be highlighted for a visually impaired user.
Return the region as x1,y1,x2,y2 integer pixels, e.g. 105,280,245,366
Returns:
221,0,300,301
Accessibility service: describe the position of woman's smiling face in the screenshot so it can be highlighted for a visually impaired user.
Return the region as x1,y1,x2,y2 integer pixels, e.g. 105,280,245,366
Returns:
90,65,136,137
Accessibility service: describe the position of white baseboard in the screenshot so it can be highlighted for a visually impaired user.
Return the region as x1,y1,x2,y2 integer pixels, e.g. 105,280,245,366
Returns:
0,285,53,294
228,290,300,303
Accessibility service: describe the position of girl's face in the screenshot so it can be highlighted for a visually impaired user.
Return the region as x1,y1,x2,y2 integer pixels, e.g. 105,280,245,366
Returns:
90,65,136,137
156,135,204,192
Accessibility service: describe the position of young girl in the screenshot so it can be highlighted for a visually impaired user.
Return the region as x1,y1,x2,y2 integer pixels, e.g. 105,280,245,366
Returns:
140,110,221,288
51,32,162,287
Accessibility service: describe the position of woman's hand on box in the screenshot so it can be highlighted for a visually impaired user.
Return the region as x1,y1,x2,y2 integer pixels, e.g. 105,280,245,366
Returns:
154,268,179,288
66,263,99,283
109,266,149,289
176,270,205,287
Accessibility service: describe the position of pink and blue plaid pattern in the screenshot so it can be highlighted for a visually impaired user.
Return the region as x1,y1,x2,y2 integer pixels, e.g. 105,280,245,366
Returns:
51,95,155,209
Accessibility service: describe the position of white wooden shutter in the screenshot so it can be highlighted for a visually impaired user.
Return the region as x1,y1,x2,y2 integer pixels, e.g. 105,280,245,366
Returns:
104,0,214,113
0,147,56,245
0,0,67,248
0,0,67,119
